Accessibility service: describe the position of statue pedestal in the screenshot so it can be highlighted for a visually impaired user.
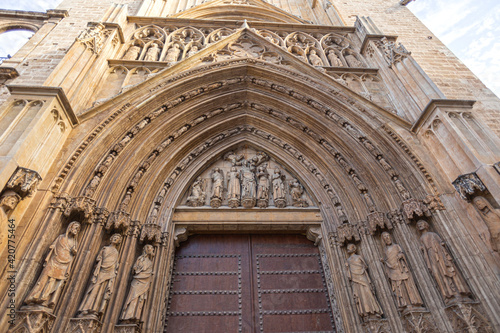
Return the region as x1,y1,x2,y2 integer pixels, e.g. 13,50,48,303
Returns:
115,322,141,333
67,317,102,333
402,309,436,333
8,307,55,333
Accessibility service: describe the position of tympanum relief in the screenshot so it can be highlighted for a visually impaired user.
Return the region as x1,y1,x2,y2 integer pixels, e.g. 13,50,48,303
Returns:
182,146,313,208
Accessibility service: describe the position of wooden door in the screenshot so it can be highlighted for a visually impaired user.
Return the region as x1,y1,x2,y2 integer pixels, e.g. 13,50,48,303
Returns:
164,234,336,333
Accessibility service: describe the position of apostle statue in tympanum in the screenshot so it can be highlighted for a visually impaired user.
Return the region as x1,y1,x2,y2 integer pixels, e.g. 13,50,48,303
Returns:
380,232,424,313
271,168,286,208
25,221,81,309
77,233,122,319
256,166,270,208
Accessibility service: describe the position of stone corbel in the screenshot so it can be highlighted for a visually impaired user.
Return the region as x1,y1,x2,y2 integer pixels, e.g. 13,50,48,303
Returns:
64,196,96,223
67,317,101,333
5,167,42,198
106,210,131,231
174,226,189,247
306,226,322,246
76,22,106,55
366,211,393,235
0,67,19,80
446,303,492,333
114,323,141,333
93,207,110,226
140,223,162,244
49,192,72,212
361,318,391,333
401,198,431,223
452,172,487,201
402,310,436,333
423,194,445,212
335,223,361,246
8,309,56,333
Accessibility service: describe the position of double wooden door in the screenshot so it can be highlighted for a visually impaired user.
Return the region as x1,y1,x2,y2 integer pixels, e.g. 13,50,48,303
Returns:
164,234,336,332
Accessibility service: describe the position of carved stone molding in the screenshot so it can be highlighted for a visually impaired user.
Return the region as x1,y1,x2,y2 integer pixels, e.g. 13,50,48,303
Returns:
8,309,55,333
361,318,391,333
306,226,322,246
5,167,42,198
366,211,392,235
174,226,189,247
401,198,431,222
334,223,361,246
446,303,493,333
140,223,162,244
67,317,102,333
106,210,131,231
402,310,437,333
452,173,487,200
114,323,141,333
64,196,96,223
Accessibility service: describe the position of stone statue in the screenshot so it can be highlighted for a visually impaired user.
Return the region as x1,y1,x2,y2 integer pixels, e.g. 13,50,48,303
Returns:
472,196,500,252
345,54,363,68
227,166,241,208
165,44,181,63
144,43,160,61
77,234,122,319
0,190,20,252
308,49,323,66
241,160,257,208
289,178,308,207
187,177,206,207
417,220,472,305
256,166,270,208
210,168,224,208
123,45,141,60
121,244,155,322
346,243,383,319
187,45,198,57
327,50,343,67
25,221,81,308
272,168,286,208
380,232,423,312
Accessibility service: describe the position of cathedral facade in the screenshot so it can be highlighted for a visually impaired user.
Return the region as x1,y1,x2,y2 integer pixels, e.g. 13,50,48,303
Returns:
0,0,500,332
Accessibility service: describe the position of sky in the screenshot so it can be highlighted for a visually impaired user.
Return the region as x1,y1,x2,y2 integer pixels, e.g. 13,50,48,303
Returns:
0,0,499,97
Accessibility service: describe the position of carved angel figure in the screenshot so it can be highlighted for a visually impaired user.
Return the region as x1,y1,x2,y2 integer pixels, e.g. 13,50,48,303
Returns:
346,243,383,319
272,168,286,208
121,244,155,322
417,220,472,305
380,232,423,311
123,45,141,61
78,234,122,319
25,222,81,308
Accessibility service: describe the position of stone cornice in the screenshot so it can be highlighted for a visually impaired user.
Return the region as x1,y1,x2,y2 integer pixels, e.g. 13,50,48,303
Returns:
127,16,356,34
6,85,79,127
411,99,476,134
0,9,68,21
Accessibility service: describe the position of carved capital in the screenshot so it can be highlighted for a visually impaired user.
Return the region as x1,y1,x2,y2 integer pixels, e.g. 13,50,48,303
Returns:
140,223,162,244
67,317,102,333
387,210,404,225
401,199,431,222
423,194,445,211
106,211,131,231
93,207,110,225
8,309,56,333
452,173,487,200
48,192,71,211
64,196,96,223
6,167,42,198
336,223,361,246
366,211,393,235
306,226,322,246
174,226,189,247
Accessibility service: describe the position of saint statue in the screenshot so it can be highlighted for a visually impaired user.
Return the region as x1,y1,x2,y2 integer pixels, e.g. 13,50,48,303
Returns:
289,178,308,207
0,190,20,252
417,220,472,305
227,166,241,208
123,45,141,61
346,243,383,319
187,177,206,207
256,166,270,208
121,244,155,322
165,44,181,63
327,50,343,67
308,49,323,66
241,160,257,208
210,168,224,208
77,234,122,319
272,168,286,208
380,232,423,312
187,45,199,58
472,196,500,252
25,221,81,308
144,43,160,62
345,54,363,68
